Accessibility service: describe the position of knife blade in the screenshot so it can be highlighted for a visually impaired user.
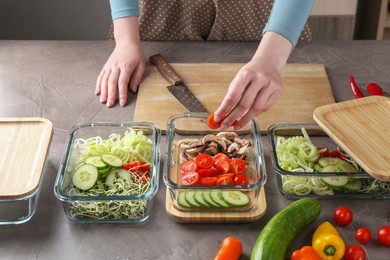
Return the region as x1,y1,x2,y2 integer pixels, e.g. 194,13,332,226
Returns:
149,54,208,113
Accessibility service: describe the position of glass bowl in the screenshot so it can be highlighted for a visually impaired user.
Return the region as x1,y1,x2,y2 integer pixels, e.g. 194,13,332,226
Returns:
268,122,390,199
54,122,160,224
164,113,267,213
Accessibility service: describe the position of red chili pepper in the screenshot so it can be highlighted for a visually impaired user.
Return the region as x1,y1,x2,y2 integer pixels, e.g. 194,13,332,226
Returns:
366,82,384,96
349,75,365,98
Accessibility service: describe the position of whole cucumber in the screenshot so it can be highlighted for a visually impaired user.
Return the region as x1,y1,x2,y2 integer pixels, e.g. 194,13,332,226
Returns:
250,198,321,260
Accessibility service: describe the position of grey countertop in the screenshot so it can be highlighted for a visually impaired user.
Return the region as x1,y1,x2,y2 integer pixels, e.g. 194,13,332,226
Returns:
0,40,389,259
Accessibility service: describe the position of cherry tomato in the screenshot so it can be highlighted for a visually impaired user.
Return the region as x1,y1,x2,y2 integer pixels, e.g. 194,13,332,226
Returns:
195,154,214,169
213,153,230,163
333,206,353,226
355,227,371,244
377,225,390,246
181,171,199,186
217,173,234,179
229,158,247,174
198,168,217,177
206,113,221,129
214,159,230,175
199,177,217,186
344,245,366,260
180,160,197,174
216,176,234,185
234,174,249,185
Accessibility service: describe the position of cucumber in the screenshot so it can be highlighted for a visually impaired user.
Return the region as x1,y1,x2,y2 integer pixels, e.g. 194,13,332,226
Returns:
251,198,321,260
203,191,220,208
84,155,108,170
221,191,249,207
321,176,349,187
72,164,99,191
318,157,340,167
178,191,191,208
210,191,230,208
194,191,209,207
336,160,358,172
101,153,123,168
342,178,363,192
105,168,132,188
185,191,201,207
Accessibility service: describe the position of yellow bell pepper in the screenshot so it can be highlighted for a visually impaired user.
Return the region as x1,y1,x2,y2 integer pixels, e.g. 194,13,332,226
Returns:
312,221,345,260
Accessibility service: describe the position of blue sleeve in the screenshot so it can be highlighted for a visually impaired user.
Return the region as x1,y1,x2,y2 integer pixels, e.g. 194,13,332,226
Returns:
263,0,315,46
109,0,139,20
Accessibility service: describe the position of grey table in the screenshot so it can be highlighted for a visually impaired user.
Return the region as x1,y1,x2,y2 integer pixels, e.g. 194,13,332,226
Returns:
0,40,389,260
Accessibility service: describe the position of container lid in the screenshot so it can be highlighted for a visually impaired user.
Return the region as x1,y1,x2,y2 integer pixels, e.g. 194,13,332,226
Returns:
313,96,390,181
0,118,53,199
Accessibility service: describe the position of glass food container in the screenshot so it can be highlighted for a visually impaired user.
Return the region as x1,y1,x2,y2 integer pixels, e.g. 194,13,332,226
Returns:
268,122,389,199
54,122,160,224
164,113,267,213
0,118,53,225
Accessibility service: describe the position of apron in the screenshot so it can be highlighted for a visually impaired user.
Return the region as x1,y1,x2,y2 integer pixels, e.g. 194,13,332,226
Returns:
108,0,312,42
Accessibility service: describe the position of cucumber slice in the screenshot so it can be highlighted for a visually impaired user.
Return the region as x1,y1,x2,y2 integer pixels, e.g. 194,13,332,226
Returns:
320,165,340,172
178,191,191,208
72,164,99,191
105,168,132,188
318,157,341,167
210,191,230,208
321,176,349,187
342,178,363,192
336,160,358,172
84,155,108,170
221,191,249,207
185,191,201,207
313,163,322,172
203,191,220,208
194,191,209,207
101,153,123,168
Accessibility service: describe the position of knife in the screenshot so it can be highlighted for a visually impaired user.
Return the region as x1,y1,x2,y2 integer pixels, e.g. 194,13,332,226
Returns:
149,54,208,113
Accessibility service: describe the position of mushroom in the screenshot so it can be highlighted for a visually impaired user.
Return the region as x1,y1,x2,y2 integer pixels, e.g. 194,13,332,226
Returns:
217,132,239,141
202,134,227,151
227,142,240,154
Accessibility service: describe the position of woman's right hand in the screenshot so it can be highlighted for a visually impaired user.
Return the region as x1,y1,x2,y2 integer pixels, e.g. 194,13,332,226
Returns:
95,17,145,107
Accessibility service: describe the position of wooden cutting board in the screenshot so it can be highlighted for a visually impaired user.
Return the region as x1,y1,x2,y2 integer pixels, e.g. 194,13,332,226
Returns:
134,63,335,133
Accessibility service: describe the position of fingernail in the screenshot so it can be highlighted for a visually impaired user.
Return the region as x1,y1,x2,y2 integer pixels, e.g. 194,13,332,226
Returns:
214,114,221,122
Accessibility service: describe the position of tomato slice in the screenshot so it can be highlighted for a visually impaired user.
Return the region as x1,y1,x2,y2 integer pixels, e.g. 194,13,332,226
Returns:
180,160,197,174
234,174,249,185
217,173,234,179
200,177,218,186
122,161,142,170
181,171,199,186
195,154,214,169
318,147,330,158
214,159,230,175
198,168,217,177
206,113,221,129
229,158,247,174
213,153,230,163
216,176,234,185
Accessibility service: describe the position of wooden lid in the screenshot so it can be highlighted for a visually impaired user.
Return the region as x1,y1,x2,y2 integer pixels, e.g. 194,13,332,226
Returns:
313,96,390,181
0,118,53,199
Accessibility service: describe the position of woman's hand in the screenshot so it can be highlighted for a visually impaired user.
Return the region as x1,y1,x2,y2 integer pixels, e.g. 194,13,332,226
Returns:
95,17,145,107
214,32,293,130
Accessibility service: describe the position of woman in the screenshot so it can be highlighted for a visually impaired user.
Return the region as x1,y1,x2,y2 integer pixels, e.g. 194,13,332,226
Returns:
96,0,314,130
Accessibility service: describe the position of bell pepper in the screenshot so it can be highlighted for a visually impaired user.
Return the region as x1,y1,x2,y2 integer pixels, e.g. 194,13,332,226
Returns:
312,221,345,260
291,246,321,260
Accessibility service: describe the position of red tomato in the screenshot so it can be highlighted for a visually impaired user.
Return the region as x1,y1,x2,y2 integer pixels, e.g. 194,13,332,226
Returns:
234,174,249,185
122,161,142,170
214,159,230,175
206,113,221,129
229,158,247,174
377,225,390,246
330,149,346,160
318,147,330,157
195,154,214,169
333,206,353,226
180,160,197,174
216,176,234,185
181,171,199,186
213,153,230,163
344,245,366,260
200,177,217,186
198,168,217,177
217,173,234,179
355,227,371,244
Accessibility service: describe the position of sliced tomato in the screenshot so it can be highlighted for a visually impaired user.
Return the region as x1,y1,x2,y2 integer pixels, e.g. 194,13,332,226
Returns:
216,176,234,185
200,177,218,186
217,173,234,179
198,168,217,177
182,171,199,186
195,154,214,169
206,113,221,129
214,159,230,175
180,160,197,174
330,149,346,160
122,161,142,170
234,174,249,185
229,158,247,174
318,147,330,157
213,153,230,163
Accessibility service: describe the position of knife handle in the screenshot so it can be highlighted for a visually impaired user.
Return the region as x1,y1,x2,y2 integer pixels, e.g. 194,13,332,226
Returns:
149,54,183,86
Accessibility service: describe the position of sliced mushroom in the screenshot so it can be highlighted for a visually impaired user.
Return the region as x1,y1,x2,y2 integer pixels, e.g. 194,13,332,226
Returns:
217,132,239,141
227,142,240,153
237,144,249,154
186,145,205,154
202,134,227,151
234,137,250,147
